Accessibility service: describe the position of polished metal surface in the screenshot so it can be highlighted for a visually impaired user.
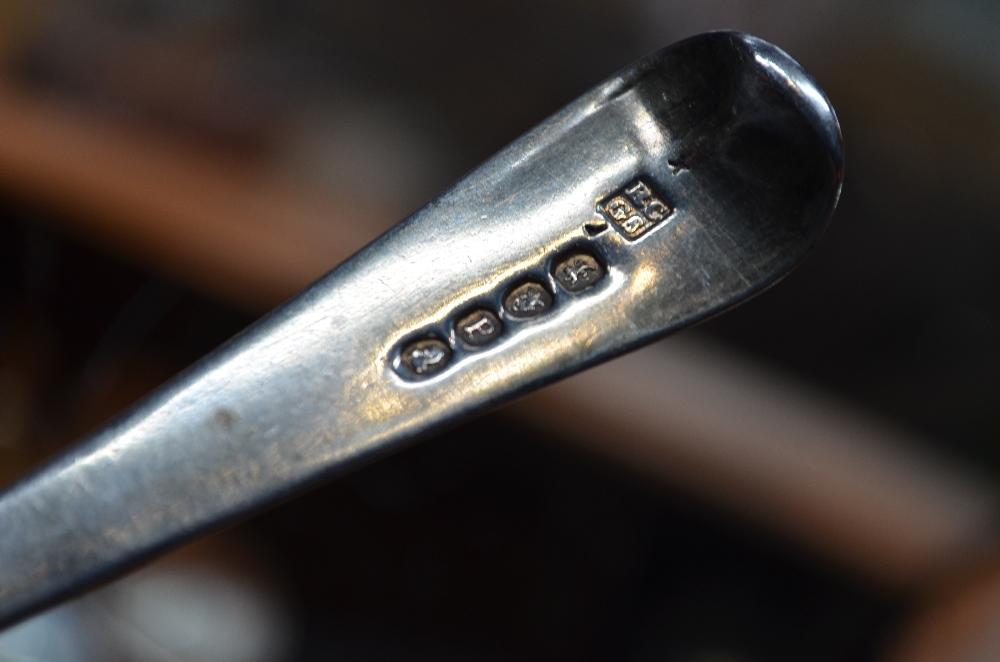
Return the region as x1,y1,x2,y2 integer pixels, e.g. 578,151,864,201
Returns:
0,32,842,628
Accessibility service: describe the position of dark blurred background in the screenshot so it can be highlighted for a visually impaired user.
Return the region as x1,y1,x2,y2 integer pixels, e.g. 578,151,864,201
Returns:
0,1,999,660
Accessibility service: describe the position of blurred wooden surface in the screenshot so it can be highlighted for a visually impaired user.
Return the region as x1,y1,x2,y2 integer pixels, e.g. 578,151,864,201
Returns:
0,42,999,607
0,80,379,310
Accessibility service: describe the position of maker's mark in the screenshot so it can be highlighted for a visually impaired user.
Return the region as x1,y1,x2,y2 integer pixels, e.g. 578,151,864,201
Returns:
599,178,673,240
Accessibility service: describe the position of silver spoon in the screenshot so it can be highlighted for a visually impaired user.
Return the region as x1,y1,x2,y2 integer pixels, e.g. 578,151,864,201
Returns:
0,31,842,628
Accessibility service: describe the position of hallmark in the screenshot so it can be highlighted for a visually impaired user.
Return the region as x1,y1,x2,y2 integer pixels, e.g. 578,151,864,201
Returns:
599,178,673,240
504,282,553,319
456,309,503,347
553,252,604,292
400,338,451,377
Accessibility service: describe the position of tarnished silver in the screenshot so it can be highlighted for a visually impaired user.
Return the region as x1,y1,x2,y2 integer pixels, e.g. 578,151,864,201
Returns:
0,32,842,628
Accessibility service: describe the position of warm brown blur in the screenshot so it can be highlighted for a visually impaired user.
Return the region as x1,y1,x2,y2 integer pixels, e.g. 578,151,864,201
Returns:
0,1,999,660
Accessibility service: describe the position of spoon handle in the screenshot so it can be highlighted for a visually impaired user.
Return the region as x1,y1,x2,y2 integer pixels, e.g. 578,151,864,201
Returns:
0,31,841,628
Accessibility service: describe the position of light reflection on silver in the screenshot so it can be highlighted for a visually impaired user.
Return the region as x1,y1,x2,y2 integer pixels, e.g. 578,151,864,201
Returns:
630,100,669,157
0,32,842,628
755,52,833,115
